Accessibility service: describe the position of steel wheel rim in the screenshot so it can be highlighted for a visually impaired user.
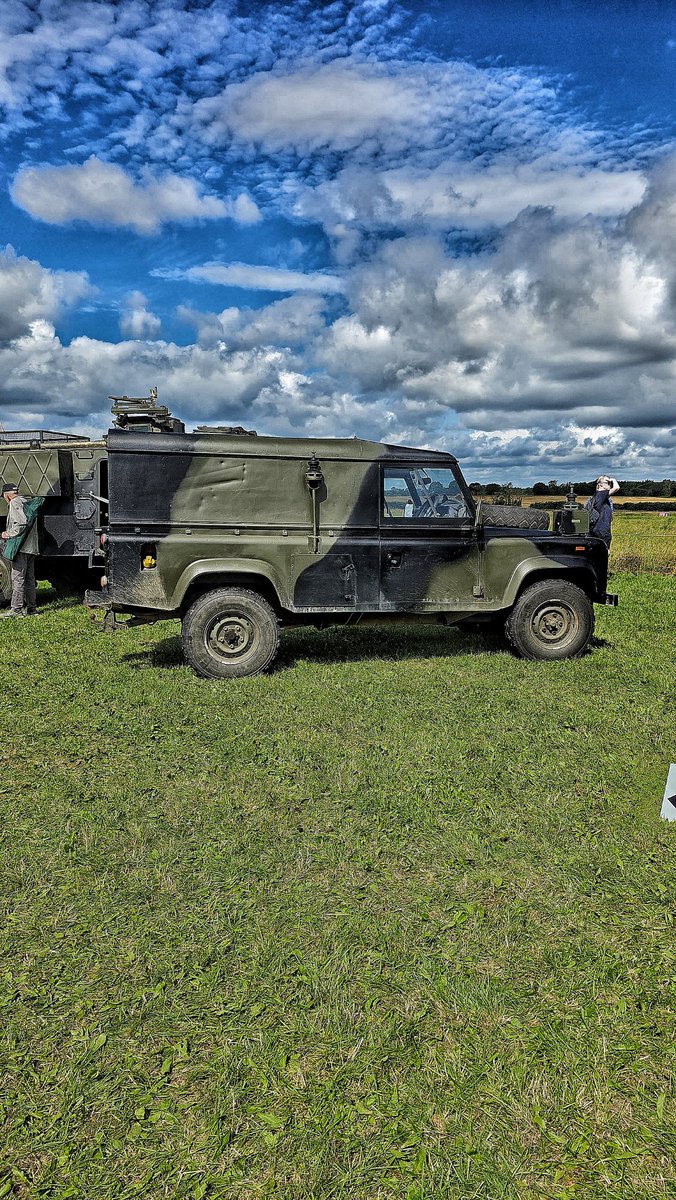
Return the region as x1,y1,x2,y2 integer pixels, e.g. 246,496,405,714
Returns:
530,600,580,647
206,612,258,661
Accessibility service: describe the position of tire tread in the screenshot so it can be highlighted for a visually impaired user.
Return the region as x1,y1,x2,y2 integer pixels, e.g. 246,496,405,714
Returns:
181,587,280,679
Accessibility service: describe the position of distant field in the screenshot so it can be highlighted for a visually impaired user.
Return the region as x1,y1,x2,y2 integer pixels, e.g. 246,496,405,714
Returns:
521,495,674,506
0,573,674,1199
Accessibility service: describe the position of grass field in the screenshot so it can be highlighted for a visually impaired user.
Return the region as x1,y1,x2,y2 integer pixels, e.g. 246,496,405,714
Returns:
0,531,674,1198
518,506,674,577
608,514,674,576
521,496,674,507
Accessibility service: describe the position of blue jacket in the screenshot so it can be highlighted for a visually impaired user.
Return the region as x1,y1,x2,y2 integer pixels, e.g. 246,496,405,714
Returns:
586,489,613,541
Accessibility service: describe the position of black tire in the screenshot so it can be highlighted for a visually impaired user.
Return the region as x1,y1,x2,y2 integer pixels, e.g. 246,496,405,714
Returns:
0,557,10,608
481,504,550,531
505,579,594,661
181,587,280,679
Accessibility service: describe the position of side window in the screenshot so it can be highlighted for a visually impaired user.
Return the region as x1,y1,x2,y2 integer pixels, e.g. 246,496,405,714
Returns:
382,466,470,520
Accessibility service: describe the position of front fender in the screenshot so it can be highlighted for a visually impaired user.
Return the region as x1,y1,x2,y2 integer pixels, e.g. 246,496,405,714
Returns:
501,553,599,607
168,557,287,610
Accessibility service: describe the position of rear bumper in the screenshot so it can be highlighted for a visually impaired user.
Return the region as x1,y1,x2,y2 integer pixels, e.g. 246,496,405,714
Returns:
600,592,618,606
85,588,110,609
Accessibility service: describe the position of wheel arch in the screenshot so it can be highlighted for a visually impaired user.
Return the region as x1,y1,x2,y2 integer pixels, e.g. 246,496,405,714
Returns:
506,560,599,608
175,563,284,617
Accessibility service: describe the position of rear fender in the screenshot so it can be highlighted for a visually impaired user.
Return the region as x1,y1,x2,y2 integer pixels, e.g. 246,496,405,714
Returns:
169,557,286,612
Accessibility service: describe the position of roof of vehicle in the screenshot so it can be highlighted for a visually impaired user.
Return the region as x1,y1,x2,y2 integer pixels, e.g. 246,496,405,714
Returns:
0,430,104,448
106,428,457,464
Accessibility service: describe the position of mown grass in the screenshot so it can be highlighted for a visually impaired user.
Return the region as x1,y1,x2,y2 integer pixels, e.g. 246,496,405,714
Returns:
0,568,674,1200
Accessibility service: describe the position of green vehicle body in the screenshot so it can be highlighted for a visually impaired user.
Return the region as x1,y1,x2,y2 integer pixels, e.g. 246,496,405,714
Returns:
87,403,618,676
0,431,107,603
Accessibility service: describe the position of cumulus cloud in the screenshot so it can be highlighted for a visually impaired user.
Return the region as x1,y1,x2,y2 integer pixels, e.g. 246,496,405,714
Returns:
182,55,651,251
0,320,292,430
315,206,676,436
156,261,345,294
119,291,161,339
10,156,246,233
1,5,675,478
295,161,645,240
178,293,328,349
0,245,91,344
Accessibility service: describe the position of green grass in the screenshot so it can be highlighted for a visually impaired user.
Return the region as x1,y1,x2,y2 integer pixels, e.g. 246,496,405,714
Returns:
609,513,674,576
1,575,675,1199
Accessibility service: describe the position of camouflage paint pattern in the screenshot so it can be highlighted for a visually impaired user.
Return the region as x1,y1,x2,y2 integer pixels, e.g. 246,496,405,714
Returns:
99,427,610,621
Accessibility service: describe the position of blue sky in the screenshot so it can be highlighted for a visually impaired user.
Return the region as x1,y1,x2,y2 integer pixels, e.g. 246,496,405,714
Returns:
0,0,675,481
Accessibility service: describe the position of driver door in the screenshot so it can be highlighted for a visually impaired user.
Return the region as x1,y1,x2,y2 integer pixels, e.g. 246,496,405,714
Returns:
380,463,478,610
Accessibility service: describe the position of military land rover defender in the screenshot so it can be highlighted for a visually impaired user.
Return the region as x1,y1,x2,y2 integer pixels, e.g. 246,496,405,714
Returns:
86,396,617,678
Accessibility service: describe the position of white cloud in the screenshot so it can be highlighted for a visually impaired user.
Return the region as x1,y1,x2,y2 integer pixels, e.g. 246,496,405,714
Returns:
178,293,327,349
295,161,645,237
0,295,673,479
0,321,291,428
192,60,435,153
119,291,161,339
157,261,345,294
188,55,632,174
308,159,676,460
229,193,262,224
0,245,91,343
10,156,236,234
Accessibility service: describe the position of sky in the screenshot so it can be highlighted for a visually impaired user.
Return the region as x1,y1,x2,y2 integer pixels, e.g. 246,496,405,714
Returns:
0,0,675,483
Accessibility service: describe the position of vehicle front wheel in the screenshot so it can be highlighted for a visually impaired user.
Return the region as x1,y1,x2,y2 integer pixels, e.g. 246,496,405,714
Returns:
181,587,280,679
505,579,594,661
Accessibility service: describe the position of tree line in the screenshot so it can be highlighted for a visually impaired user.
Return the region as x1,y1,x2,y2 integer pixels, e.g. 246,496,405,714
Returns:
469,479,676,497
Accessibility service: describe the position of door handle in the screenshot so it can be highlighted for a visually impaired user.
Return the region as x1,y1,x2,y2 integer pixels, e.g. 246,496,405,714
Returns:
386,551,402,568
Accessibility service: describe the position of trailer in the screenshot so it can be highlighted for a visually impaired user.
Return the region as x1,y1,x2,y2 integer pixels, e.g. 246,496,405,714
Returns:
0,429,108,604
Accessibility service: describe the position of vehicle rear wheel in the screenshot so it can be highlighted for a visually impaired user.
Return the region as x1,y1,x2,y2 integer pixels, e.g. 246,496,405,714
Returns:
0,558,10,607
181,587,280,679
505,579,593,661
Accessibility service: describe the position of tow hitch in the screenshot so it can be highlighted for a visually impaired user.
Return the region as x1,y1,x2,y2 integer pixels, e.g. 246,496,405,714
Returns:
85,590,159,631
85,590,127,631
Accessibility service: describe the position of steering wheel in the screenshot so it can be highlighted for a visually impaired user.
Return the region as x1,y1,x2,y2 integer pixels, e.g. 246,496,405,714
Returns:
440,496,466,516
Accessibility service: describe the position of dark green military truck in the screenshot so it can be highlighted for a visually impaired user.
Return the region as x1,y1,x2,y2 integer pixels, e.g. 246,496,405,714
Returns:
86,398,618,678
0,429,107,603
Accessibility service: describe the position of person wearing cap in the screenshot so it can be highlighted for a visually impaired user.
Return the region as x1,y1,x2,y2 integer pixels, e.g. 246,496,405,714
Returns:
1,483,39,617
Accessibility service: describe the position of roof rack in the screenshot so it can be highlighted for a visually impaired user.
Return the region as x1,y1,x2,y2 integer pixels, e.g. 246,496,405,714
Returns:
0,430,88,446
194,425,258,436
